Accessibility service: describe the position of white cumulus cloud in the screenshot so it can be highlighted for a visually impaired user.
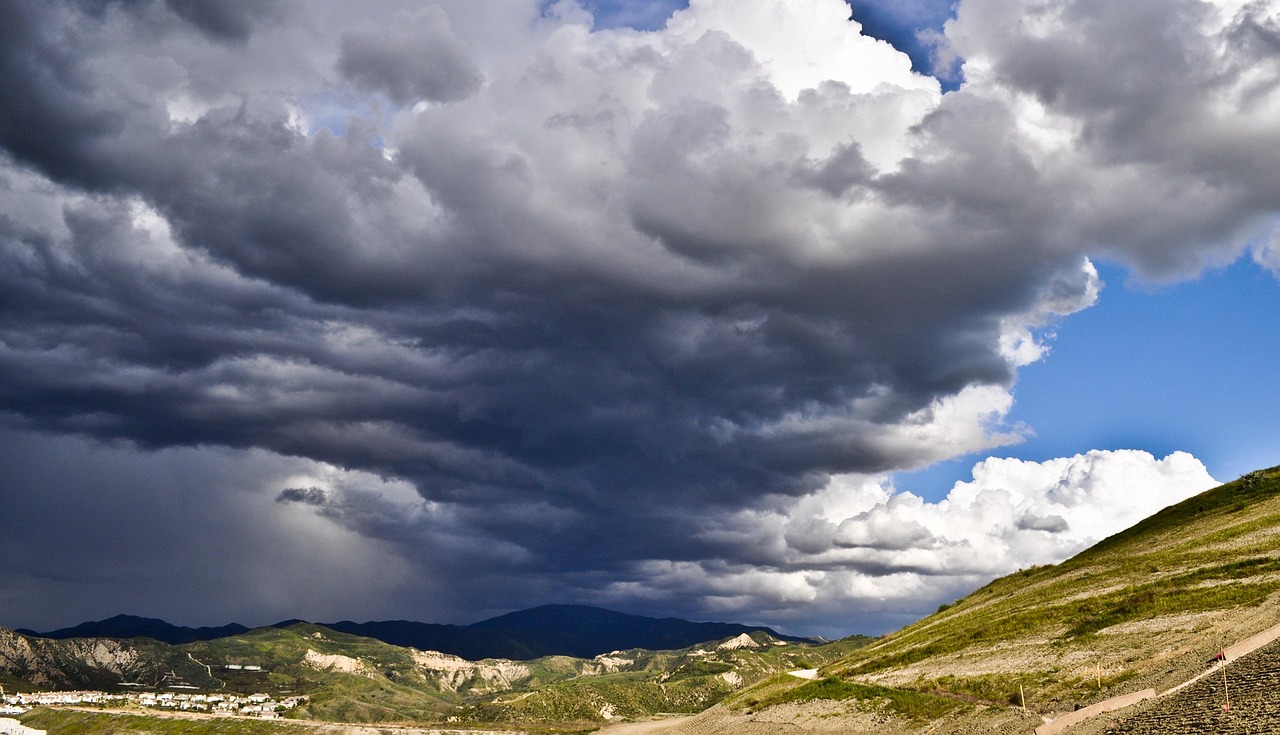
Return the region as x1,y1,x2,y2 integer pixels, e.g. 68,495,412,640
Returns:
601,450,1218,635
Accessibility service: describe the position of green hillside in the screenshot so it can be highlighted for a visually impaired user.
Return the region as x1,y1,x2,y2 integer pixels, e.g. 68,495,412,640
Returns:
1,618,869,728
710,465,1280,733
20,709,313,735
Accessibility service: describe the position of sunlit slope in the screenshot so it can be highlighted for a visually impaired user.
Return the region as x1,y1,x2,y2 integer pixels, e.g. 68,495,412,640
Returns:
184,624,868,723
722,466,1280,729
460,633,870,724
1,618,870,726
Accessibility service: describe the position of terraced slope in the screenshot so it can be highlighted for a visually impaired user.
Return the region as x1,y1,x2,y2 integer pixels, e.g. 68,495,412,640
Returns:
696,465,1280,734
1098,637,1280,735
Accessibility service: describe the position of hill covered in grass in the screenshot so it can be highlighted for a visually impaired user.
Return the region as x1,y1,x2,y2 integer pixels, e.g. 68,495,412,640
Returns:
670,465,1280,734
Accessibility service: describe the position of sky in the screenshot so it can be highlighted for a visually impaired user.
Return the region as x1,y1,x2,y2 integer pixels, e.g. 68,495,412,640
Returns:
1,0,1279,641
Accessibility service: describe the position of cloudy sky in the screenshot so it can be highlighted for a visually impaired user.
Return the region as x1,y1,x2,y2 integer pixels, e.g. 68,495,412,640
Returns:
1,0,1278,639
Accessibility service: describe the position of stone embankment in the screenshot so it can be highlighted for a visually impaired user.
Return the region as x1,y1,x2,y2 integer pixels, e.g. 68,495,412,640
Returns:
1034,618,1280,735
1033,689,1157,735
1103,636,1280,734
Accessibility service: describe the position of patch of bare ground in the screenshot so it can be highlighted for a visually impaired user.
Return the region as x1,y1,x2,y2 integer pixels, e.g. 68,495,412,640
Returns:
313,727,519,735
868,637,1065,686
643,702,1041,735
1049,582,1131,606
658,702,906,735
592,716,693,735
57,709,526,735
1095,611,1215,637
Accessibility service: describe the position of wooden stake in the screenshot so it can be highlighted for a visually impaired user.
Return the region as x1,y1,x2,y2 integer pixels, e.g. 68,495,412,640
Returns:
1020,684,1026,713
1222,656,1230,713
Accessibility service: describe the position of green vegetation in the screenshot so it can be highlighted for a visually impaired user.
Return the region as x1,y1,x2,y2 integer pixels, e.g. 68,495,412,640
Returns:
916,671,1070,707
747,677,968,722
459,636,874,724
20,709,310,735
665,659,735,681
719,465,1280,728
2,622,872,729
840,467,1280,674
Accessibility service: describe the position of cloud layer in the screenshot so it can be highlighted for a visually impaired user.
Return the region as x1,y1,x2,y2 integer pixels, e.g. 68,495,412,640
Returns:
0,0,1274,631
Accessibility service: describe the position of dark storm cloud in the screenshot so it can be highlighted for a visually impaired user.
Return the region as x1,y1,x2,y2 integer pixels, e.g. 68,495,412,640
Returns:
0,0,1275,630
947,0,1280,277
0,427,413,630
1017,512,1070,533
164,0,286,41
337,7,483,104
277,487,329,506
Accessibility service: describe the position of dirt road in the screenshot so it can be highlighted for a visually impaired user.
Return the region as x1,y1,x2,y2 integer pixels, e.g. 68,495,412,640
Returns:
592,716,694,734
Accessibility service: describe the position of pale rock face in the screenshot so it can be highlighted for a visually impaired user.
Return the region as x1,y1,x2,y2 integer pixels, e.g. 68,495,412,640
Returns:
593,654,636,673
303,649,374,677
0,629,155,687
411,649,530,693
718,633,762,650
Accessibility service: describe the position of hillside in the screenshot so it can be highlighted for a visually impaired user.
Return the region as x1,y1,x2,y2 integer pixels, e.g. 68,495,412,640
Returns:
659,465,1280,734
0,627,218,690
0,620,868,728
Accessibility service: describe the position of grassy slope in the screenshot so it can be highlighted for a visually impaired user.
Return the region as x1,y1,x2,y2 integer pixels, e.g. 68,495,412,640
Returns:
19,709,313,735
723,466,1280,726
5,622,873,727
462,634,872,724
181,624,455,722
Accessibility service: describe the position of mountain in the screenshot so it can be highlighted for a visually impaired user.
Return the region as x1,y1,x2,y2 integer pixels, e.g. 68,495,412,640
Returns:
18,614,250,645
24,606,807,661
322,604,809,660
0,625,220,690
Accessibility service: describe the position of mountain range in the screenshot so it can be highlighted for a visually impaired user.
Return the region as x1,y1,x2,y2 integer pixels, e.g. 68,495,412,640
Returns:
17,604,807,661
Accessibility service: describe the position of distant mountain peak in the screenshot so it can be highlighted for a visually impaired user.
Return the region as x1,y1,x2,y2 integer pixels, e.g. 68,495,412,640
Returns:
27,615,250,645
21,605,809,660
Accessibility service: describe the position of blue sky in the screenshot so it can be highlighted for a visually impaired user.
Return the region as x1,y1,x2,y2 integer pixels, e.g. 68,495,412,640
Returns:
902,258,1280,500
590,0,957,77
